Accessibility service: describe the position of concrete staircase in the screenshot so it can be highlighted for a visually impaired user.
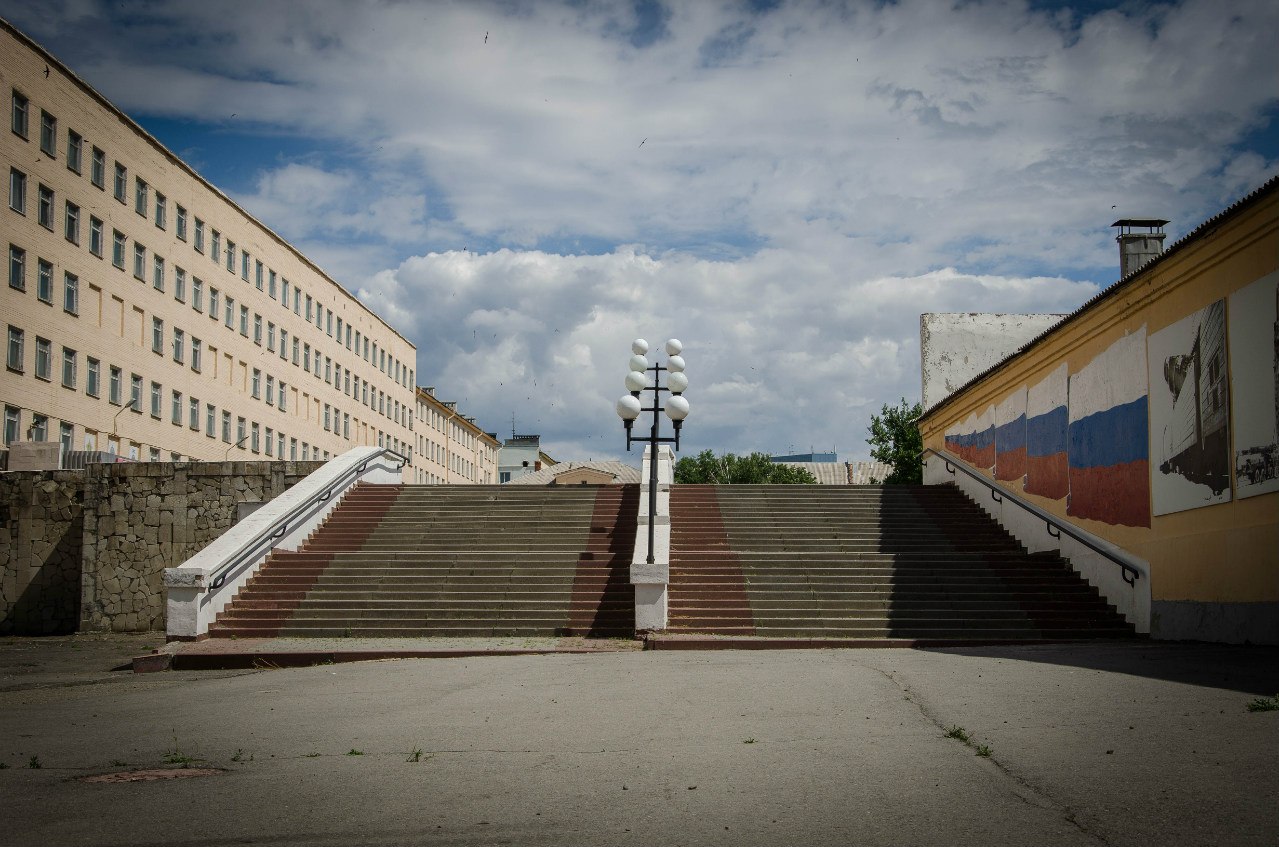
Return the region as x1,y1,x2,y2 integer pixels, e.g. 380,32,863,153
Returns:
208,484,638,638
667,484,1135,642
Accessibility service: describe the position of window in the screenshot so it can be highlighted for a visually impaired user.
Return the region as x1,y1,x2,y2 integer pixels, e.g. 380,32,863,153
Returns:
67,130,82,173
60,422,73,453
251,368,261,399
37,184,54,228
255,259,262,289
91,147,105,188
224,296,234,328
266,374,275,406
194,218,204,252
131,376,143,411
279,329,288,360
150,381,162,417
32,414,47,442
323,404,331,431
292,337,299,365
149,447,159,462
3,406,18,445
114,163,127,202
237,416,246,445
61,346,76,388
11,90,28,138
226,240,235,273
290,438,297,460
268,270,276,298
190,337,202,372
8,245,24,290
221,410,231,443
192,277,203,311
174,267,186,302
239,305,248,336
293,287,300,314
267,322,276,351
253,314,261,344
278,382,287,412
171,390,182,425
209,287,220,318
241,251,250,281
35,258,53,302
189,396,199,429
176,206,187,240
265,426,274,456
86,357,100,397
211,230,220,262
251,422,260,453
112,230,126,268
282,278,290,306
89,216,103,256
153,255,164,291
303,343,310,370
206,404,215,437
135,177,148,216
6,326,23,372
172,328,184,363
63,272,78,315
40,110,56,157
133,243,145,279
305,294,312,321
277,432,285,457
109,366,122,405
64,201,79,244
154,193,166,229
152,317,163,354
35,336,51,380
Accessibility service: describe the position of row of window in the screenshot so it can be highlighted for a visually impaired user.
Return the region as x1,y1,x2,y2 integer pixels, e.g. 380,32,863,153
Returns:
12,87,415,394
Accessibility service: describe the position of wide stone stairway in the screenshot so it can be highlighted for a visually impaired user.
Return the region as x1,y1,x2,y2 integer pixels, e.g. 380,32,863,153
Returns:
208,484,638,638
667,484,1135,642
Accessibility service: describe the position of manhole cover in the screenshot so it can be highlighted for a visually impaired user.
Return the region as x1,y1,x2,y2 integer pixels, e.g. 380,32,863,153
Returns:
80,768,224,783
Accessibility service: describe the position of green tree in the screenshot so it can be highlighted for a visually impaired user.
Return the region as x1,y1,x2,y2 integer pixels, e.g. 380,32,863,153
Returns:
867,398,924,484
674,450,818,484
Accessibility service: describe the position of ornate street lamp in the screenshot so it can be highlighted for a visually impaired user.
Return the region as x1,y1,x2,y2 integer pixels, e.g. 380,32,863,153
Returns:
616,338,689,565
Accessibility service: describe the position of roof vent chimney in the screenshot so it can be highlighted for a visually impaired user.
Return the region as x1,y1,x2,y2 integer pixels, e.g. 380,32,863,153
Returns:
1112,218,1168,278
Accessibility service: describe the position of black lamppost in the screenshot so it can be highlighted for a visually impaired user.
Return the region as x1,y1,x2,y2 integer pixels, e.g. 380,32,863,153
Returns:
615,338,690,565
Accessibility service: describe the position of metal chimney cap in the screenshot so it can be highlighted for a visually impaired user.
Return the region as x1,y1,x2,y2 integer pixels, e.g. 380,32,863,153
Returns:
1111,218,1169,229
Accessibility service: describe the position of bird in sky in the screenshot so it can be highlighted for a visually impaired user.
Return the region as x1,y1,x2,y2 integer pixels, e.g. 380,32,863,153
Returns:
638,138,647,148
484,31,489,43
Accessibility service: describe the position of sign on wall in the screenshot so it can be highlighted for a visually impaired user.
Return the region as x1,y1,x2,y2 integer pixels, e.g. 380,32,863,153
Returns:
1148,301,1232,515
1228,272,1279,500
1067,328,1150,527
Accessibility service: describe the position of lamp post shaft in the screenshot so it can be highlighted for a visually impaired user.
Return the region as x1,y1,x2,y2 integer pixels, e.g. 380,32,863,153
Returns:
647,399,660,565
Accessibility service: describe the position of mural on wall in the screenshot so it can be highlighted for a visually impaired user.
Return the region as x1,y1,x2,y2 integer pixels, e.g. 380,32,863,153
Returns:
1149,301,1232,515
944,407,995,469
1228,272,1279,499
1067,328,1150,527
994,388,1028,484
1025,364,1070,500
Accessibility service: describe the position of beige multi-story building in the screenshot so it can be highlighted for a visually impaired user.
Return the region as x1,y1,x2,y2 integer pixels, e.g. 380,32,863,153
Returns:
1,20,418,473
413,386,500,484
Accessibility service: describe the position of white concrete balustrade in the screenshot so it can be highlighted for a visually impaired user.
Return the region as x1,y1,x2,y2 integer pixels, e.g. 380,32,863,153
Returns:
631,444,674,631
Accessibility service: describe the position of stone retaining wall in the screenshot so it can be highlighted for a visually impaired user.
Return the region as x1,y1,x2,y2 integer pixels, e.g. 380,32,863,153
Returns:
0,461,323,635
0,470,86,635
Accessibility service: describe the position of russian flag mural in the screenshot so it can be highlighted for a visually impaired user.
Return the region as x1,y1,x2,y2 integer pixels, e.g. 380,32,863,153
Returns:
1066,329,1151,527
994,388,1028,484
1025,364,1069,499
945,408,996,469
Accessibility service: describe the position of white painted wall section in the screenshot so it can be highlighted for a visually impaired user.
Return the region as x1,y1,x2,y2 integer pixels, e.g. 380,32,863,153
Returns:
163,447,407,640
921,313,1066,411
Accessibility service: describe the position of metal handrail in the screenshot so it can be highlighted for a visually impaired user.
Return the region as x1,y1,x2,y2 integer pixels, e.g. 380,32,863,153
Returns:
206,449,408,591
922,448,1144,585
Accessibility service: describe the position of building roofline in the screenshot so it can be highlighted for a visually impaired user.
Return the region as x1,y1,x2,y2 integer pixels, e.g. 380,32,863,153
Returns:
414,386,497,444
921,174,1279,424
0,16,415,352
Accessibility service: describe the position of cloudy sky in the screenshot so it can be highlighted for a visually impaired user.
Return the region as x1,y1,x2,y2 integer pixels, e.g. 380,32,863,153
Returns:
7,0,1276,462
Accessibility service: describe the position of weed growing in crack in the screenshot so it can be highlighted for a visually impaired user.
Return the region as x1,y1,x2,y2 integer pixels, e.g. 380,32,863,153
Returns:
231,749,253,763
743,738,757,744
163,734,203,768
943,725,970,743
975,744,992,758
1246,695,1279,712
407,747,424,762
346,749,363,756
27,756,41,769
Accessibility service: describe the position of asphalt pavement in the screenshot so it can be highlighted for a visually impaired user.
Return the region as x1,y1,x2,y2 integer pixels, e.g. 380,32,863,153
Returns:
1,636,1276,846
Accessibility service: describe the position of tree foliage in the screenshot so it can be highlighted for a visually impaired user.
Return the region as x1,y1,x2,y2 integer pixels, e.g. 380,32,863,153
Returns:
867,398,924,484
674,450,818,484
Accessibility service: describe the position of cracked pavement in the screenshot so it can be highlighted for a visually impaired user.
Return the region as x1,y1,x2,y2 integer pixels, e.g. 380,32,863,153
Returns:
1,638,1276,846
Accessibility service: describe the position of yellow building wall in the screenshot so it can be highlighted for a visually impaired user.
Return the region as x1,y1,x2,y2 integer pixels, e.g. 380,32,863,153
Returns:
920,186,1279,606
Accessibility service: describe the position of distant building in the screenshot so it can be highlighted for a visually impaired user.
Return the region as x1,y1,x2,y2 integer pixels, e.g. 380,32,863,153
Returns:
770,451,838,463
776,460,895,485
412,387,499,484
506,460,640,486
498,434,556,483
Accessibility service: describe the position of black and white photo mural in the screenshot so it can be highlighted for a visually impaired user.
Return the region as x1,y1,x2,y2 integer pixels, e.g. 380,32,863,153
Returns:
1148,300,1232,516
1228,272,1279,500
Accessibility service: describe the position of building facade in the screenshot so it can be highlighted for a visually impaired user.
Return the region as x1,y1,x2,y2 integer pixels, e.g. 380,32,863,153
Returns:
412,387,500,484
919,177,1279,643
498,434,558,483
1,20,417,472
